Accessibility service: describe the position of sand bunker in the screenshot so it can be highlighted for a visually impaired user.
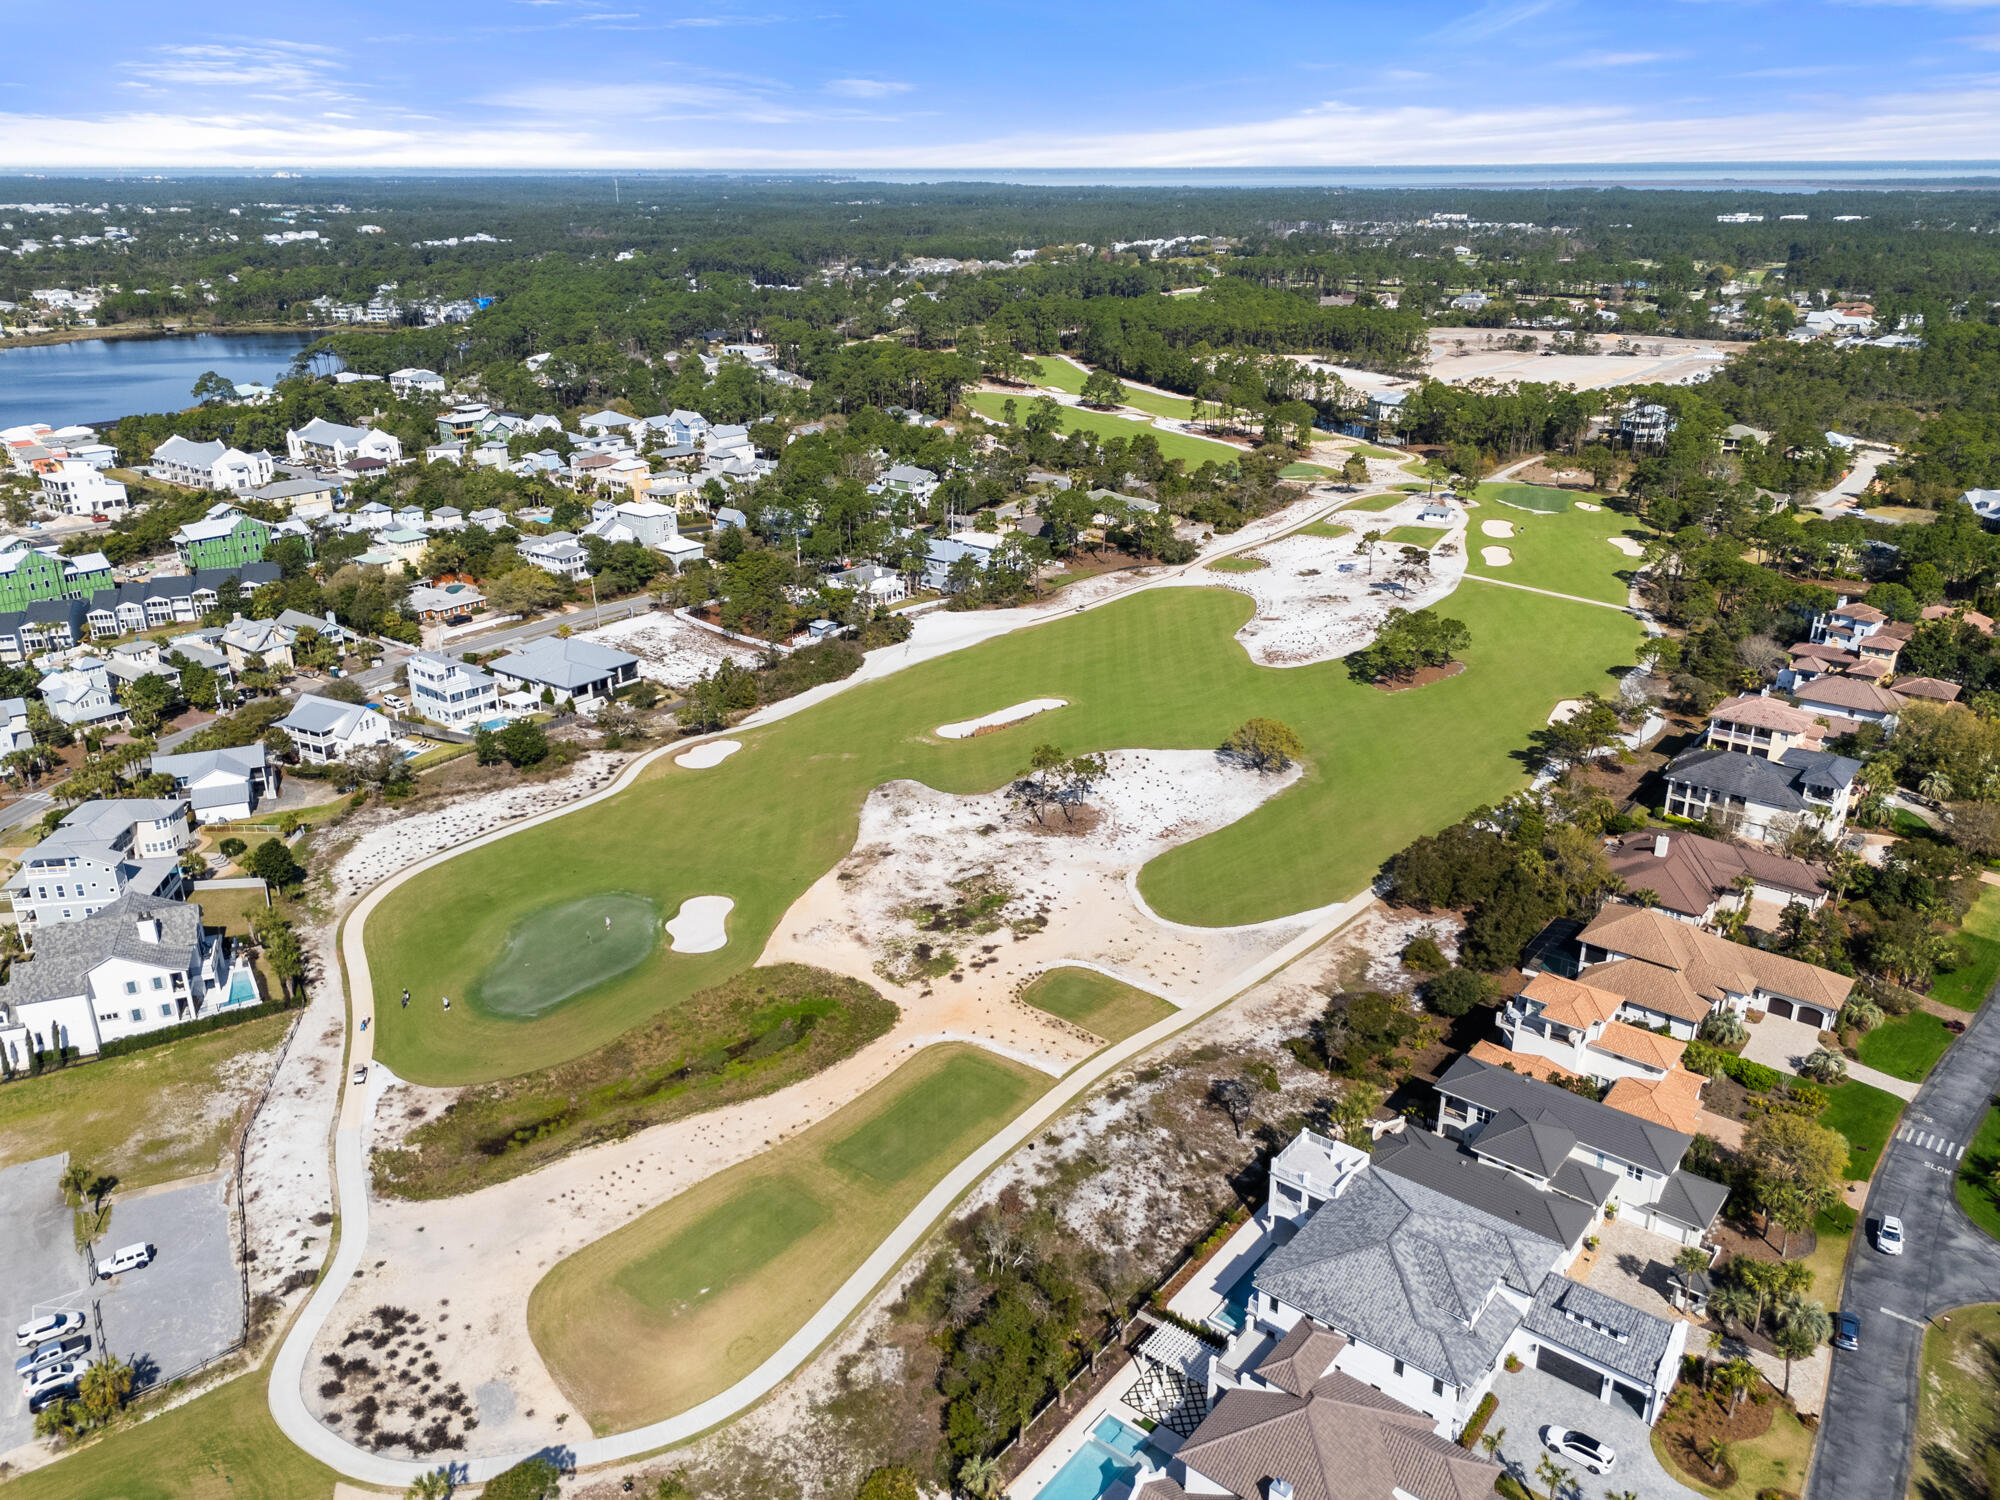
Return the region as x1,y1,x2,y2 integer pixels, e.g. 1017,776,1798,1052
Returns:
1480,519,1515,538
1481,546,1513,566
1548,699,1584,725
1607,536,1646,557
1576,502,1603,512
666,895,734,953
937,698,1067,740
676,739,742,769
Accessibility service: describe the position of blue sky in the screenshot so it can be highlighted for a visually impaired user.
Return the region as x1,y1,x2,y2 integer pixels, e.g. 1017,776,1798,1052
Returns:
7,0,2000,168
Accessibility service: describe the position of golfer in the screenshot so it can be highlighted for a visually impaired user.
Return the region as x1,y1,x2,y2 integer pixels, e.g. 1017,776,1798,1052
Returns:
442,995,451,1011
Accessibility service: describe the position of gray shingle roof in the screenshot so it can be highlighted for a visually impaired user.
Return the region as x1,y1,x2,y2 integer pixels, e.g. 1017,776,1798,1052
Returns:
1469,1110,1577,1179
3,893,204,1007
1653,1169,1731,1231
1520,1276,1677,1388
1253,1164,1558,1388
1662,745,1860,813
1436,1055,1693,1176
1373,1128,1598,1247
490,636,638,691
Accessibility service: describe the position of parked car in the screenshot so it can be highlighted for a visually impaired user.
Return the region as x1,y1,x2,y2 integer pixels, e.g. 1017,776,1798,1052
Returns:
95,1242,154,1277
1835,1312,1861,1350
14,1311,85,1349
23,1361,80,1399
1877,1216,1905,1255
352,1065,368,1086
1542,1427,1616,1475
14,1334,88,1379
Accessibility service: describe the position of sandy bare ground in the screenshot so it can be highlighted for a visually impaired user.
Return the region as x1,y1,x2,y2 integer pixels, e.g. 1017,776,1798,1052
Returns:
675,739,741,769
1424,327,1743,390
576,611,761,689
1160,494,1466,667
666,895,733,952
937,697,1067,740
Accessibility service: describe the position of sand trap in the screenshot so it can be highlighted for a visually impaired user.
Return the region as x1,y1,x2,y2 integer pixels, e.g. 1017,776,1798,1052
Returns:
1548,698,1584,725
666,895,733,953
1607,536,1646,557
937,698,1067,740
1480,519,1515,538
1576,502,1603,512
676,739,742,769
1481,546,1513,566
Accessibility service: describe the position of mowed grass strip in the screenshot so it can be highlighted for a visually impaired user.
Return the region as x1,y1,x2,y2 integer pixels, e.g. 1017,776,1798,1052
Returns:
1336,490,1408,512
1203,555,1268,573
1910,1303,2000,1500
528,1044,1044,1432
1818,1077,1905,1179
1464,493,1638,604
368,582,1639,1085
1956,1104,2000,1242
1856,1009,1955,1082
1020,966,1176,1044
0,1012,293,1191
0,1361,339,1500
963,391,1235,467
1481,481,1577,513
1292,521,1349,539
1020,357,1197,419
1381,525,1445,546
1935,884,2000,1011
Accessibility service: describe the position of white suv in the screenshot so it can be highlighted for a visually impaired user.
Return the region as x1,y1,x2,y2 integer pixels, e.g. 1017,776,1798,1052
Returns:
96,1242,155,1278
14,1311,85,1349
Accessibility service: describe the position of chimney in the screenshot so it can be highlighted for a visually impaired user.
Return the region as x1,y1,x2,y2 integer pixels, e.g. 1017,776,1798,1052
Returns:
1654,835,1671,859
135,916,161,944
1267,1481,1294,1500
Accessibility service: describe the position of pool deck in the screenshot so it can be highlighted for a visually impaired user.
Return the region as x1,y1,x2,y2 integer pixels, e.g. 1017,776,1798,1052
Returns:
1164,1212,1275,1332
1011,1364,1163,1500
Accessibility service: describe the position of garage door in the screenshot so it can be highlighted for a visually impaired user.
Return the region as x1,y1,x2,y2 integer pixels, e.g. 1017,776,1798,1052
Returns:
1535,1346,1604,1399
1796,1005,1827,1030
1767,998,1794,1020
1611,1380,1648,1420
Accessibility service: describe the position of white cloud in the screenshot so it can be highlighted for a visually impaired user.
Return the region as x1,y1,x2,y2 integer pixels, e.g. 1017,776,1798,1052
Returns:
1558,49,1686,66
1435,0,1564,42
825,77,912,98
119,41,356,102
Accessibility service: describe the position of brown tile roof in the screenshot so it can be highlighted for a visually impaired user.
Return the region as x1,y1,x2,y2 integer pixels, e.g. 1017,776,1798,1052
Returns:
1845,658,1892,681
1177,1366,1498,1500
1834,603,1886,623
1593,1021,1686,1071
1579,904,1853,1014
1581,958,1713,1025
1877,621,1916,643
1604,830,1825,921
1921,605,1995,636
1892,676,1962,703
1468,1039,1575,1084
1793,675,1905,715
1520,971,1623,1028
1254,1321,1351,1397
1709,694,1821,734
1788,642,1859,667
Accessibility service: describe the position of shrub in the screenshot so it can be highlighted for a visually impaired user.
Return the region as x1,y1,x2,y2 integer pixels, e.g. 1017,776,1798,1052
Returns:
1799,1048,1848,1084
1425,966,1491,1018
482,1457,562,1500
1838,997,1883,1034
1222,717,1306,772
757,639,863,704
855,1466,918,1500
495,720,550,768
244,838,305,890
1458,1391,1499,1449
1401,932,1449,974
1699,1010,1748,1049
218,837,248,859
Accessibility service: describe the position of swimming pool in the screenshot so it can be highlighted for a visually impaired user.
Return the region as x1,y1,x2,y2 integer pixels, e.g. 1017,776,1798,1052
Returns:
1209,1250,1272,1334
221,967,261,1009
1035,1417,1158,1500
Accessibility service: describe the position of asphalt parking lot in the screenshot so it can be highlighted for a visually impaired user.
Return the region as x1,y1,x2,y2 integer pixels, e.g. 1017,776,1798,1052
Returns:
0,1156,243,1453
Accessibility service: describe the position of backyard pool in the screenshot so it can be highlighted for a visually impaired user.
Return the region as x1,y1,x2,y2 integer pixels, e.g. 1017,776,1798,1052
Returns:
1035,1416,1162,1500
1209,1250,1272,1334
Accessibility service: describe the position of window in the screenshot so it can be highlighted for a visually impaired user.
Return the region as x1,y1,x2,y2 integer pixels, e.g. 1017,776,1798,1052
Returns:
1627,1163,1646,1182
129,1008,142,1022
1432,1377,1446,1398
160,1004,173,1018
124,981,137,995
1392,1359,1404,1378
150,977,164,991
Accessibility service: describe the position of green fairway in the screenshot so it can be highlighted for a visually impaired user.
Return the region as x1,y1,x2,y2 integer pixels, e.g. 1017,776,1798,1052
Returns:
1021,357,1196,419
367,580,1639,1086
1957,1105,2000,1241
964,390,1235,468
1382,525,1445,546
1465,496,1639,605
612,1175,829,1310
0,1011,293,1191
1204,555,1268,572
1280,462,1331,478
827,1051,1035,1183
529,1043,1043,1431
1291,520,1350,539
1021,966,1176,1043
1336,490,1408,512
1818,1077,1905,1178
471,892,659,1017
1481,481,1577,513
1936,884,2000,1010
1,1364,340,1500
1856,1009,1955,1082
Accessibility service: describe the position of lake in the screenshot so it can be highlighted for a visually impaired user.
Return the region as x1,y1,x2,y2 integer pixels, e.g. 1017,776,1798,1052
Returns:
0,330,322,433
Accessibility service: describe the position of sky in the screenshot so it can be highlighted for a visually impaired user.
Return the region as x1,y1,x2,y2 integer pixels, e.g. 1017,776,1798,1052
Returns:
7,0,2000,170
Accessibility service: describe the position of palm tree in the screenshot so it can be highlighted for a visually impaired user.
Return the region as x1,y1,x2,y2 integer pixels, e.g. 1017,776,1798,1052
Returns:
405,1471,454,1500
1480,1426,1506,1463
1715,1356,1759,1414
1709,1282,1758,1337
77,1355,133,1422
1704,1436,1730,1480
57,1162,89,1206
958,1455,1005,1500
1919,769,1955,804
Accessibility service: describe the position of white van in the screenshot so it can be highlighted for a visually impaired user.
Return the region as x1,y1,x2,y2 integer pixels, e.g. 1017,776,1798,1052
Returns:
96,1243,155,1277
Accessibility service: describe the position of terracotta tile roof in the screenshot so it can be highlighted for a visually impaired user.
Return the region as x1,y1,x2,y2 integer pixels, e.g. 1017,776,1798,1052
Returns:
1789,641,1858,665
1708,694,1822,734
1793,675,1905,715
1593,1020,1687,1071
1877,621,1916,643
1605,1066,1708,1136
1921,605,1995,636
1603,830,1825,921
1520,971,1623,1028
1845,658,1892,681
1468,1039,1575,1083
1834,603,1886,623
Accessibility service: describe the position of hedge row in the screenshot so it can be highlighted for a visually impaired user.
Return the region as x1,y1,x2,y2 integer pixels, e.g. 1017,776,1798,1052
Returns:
97,995,301,1058
1684,1037,1784,1094
1458,1391,1499,1450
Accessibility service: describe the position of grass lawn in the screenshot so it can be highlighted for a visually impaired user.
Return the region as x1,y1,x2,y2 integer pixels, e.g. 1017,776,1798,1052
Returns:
1819,1078,1906,1179
366,581,1638,1086
1911,1302,2000,1500
1280,462,1331,479
1021,357,1197,420
1203,556,1268,573
1335,490,1409,512
1935,884,2000,1011
1652,1401,1816,1500
191,884,280,997
1801,1202,1856,1296
1480,481,1582,514
528,1044,1045,1432
1956,1104,2000,1242
1291,521,1349,539
1381,525,1445,546
1857,1009,1956,1083
0,1012,293,1192
1464,495,1639,605
964,391,1230,467
2,1365,339,1500
1020,967,1176,1044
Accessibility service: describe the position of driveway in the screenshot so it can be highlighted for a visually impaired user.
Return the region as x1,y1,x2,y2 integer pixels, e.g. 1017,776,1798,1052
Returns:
0,1155,88,1452
1807,982,2000,1499
1741,1011,1916,1100
1489,1365,1702,1500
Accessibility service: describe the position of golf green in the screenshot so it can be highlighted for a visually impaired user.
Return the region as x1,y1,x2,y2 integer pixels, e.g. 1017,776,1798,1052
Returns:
471,893,660,1017
1481,481,1575,513
612,1175,830,1312
825,1051,1037,1184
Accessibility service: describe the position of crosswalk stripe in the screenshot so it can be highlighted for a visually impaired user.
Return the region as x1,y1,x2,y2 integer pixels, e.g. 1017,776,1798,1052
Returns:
1898,1126,1912,1142
1956,1143,1967,1159
1919,1133,1933,1150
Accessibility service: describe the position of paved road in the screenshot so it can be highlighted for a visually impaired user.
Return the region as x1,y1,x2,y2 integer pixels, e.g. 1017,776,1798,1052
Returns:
1806,984,2000,1500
